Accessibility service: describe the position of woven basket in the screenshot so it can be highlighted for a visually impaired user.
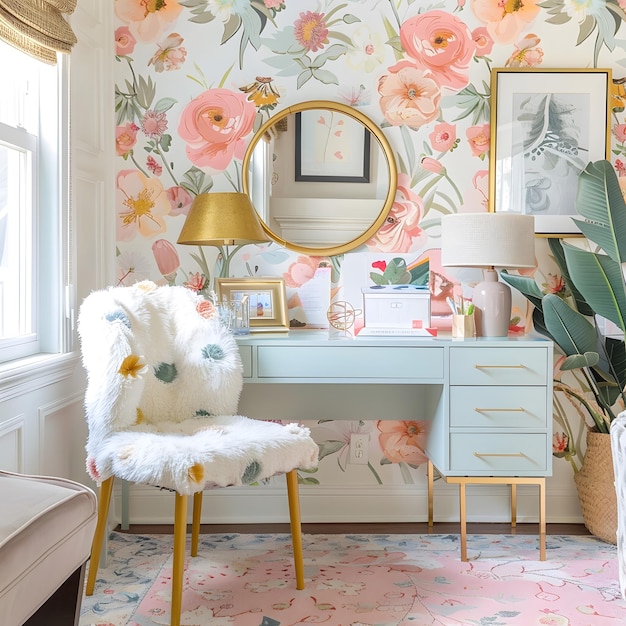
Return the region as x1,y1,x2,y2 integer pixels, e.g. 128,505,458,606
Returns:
574,430,618,544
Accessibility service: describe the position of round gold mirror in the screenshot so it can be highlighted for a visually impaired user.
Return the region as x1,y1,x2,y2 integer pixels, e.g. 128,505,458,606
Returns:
242,100,397,256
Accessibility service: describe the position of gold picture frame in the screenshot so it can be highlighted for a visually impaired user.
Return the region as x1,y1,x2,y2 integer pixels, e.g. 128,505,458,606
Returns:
489,67,611,237
215,277,289,332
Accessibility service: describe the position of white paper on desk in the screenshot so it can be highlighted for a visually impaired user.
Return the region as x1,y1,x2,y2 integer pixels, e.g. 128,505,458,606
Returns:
297,266,331,328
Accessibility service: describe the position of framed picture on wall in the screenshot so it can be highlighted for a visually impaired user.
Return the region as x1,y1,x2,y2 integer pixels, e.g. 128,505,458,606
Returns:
216,277,289,332
489,68,611,236
295,110,371,183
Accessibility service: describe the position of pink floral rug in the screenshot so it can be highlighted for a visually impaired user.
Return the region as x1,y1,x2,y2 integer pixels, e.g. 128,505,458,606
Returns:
80,532,625,625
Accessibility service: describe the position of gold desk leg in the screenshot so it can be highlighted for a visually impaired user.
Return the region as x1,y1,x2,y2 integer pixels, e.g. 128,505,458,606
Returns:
171,493,188,626
459,480,468,562
427,460,434,527
511,483,517,528
539,478,546,561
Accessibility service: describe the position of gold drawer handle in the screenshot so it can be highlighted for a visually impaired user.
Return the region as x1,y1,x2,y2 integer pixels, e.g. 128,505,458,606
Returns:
474,407,525,413
473,452,526,458
474,364,526,369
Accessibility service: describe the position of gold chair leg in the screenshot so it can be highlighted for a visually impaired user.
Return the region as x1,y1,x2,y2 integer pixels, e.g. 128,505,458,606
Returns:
191,491,202,557
171,493,188,626
286,470,305,590
86,477,114,595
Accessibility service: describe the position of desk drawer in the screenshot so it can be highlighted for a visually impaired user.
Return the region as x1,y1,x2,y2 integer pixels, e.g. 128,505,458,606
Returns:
449,386,548,428
256,346,444,380
238,345,252,379
449,433,547,474
450,347,548,386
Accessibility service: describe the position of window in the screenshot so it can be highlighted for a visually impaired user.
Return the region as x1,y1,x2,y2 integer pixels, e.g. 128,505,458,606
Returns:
0,41,68,363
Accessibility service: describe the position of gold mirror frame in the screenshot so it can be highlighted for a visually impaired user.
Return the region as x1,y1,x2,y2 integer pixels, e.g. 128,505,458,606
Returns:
242,100,397,256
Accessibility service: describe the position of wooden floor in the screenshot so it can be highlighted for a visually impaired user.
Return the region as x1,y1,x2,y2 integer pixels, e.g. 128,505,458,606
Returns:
118,522,591,536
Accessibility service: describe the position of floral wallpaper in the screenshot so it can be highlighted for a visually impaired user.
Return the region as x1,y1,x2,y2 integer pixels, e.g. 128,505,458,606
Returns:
112,0,626,488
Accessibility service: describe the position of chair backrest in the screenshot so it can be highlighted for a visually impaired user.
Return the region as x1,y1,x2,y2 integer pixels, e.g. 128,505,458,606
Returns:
78,282,243,452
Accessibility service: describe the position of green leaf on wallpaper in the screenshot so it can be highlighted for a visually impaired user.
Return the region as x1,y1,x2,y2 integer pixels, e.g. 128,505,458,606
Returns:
153,98,176,114
312,69,339,85
181,166,213,196
577,14,596,43
443,82,490,124
159,134,172,152
400,125,416,177
317,440,345,460
297,69,313,89
342,14,360,24
136,74,155,110
314,43,348,64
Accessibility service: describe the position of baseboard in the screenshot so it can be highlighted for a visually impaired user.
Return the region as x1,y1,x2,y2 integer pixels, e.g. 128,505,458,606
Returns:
113,482,584,525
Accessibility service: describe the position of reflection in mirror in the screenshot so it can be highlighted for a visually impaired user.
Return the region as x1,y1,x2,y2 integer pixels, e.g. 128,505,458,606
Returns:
242,101,397,256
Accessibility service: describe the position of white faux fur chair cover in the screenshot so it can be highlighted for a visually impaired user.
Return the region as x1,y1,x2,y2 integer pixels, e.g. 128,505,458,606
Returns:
611,412,626,600
77,281,319,495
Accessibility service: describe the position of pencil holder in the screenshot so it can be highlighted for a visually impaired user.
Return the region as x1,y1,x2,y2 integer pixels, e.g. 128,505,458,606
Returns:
452,313,476,339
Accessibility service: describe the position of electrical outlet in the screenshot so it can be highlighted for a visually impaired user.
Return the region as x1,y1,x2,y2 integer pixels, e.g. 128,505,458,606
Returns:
349,433,369,465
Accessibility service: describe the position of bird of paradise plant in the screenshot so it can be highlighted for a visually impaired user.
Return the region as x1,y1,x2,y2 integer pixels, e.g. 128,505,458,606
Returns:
501,160,626,470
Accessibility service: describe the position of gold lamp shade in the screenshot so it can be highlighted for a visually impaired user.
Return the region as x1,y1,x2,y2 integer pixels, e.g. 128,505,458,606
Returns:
177,192,269,246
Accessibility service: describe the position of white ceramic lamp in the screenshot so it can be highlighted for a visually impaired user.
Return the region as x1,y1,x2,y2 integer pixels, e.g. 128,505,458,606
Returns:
440,213,536,337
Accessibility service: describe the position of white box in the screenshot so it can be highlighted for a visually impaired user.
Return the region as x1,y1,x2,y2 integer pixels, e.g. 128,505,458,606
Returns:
362,285,430,329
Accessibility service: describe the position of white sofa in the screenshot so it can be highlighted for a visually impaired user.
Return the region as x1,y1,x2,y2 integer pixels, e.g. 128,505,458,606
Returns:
0,471,97,626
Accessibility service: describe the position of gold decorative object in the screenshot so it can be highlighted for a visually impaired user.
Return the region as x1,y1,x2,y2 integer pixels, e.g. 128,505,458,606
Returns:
327,301,361,334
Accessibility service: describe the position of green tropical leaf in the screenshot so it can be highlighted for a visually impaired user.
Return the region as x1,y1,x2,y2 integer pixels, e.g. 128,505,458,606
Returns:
542,293,598,357
574,160,626,264
561,352,599,370
561,241,626,332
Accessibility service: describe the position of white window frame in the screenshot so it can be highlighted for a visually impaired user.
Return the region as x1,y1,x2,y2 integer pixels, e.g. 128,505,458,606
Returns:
0,44,70,365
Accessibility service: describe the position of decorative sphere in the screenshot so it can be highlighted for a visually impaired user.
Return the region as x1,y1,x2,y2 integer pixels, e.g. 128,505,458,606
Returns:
327,301,357,331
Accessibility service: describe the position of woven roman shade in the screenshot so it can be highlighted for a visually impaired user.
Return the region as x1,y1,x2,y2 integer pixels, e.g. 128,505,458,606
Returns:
0,0,77,64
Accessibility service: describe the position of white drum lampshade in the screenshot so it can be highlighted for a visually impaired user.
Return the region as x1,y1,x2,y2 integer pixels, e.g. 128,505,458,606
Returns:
441,212,536,337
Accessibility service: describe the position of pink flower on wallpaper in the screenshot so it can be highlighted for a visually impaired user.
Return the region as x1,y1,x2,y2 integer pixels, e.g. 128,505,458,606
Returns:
465,169,489,211
372,260,387,272
141,110,168,139
152,238,180,279
178,89,256,172
166,186,193,216
378,63,441,129
429,122,456,152
505,33,544,68
115,26,136,56
472,27,494,56
466,124,490,158
367,173,424,252
614,124,626,143
148,33,187,72
116,169,171,241
283,256,325,288
376,420,429,466
116,122,139,156
399,10,476,91
294,11,329,52
472,0,540,45
420,156,444,175
146,155,162,176
114,0,183,43
196,299,215,319
264,0,284,7
183,272,205,292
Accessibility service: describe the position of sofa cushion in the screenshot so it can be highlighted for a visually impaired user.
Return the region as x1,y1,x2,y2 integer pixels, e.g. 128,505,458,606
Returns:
0,471,97,626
